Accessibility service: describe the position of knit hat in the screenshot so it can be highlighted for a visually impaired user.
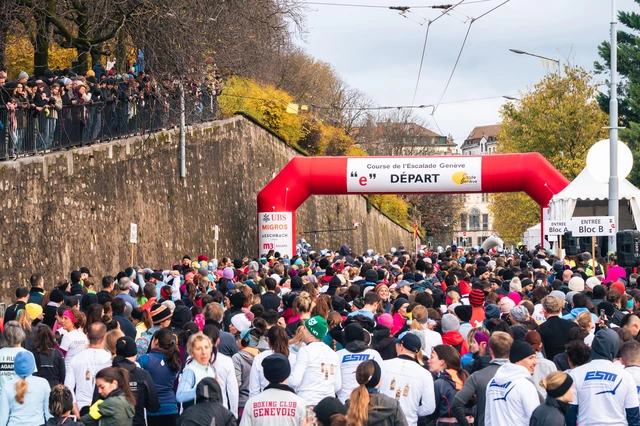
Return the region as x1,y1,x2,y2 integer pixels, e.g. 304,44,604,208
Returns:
611,281,626,294
116,336,137,358
509,340,536,363
441,314,460,333
550,290,566,301
509,277,522,293
474,331,490,346
344,323,365,343
49,289,65,303
365,269,379,283
198,254,209,262
332,296,347,313
454,305,473,323
231,312,253,332
485,303,500,319
510,305,529,323
230,292,245,309
469,288,485,307
150,303,172,324
393,298,409,312
314,397,347,426
305,315,328,340
500,297,516,314
262,353,291,383
475,266,488,277
25,303,43,320
18,71,29,80
14,351,36,378
222,267,234,280
553,261,564,272
569,277,585,292
586,277,601,290
377,313,394,329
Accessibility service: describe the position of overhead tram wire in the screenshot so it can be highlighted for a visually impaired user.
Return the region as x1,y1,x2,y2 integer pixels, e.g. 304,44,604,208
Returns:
433,0,512,113
410,0,468,106
300,1,491,8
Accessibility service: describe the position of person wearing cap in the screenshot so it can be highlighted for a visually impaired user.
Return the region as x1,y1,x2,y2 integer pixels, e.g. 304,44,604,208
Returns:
567,328,640,426
484,340,540,426
381,332,436,426
135,303,173,356
452,331,513,426
288,316,341,405
240,353,306,426
64,322,111,418
539,295,578,361
0,351,51,426
109,336,159,425
529,371,576,426
335,323,383,403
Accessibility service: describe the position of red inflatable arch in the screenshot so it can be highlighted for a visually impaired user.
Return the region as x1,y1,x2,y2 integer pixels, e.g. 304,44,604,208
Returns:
257,154,569,256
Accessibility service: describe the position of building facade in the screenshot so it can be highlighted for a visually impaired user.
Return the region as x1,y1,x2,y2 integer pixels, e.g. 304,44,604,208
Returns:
457,125,500,247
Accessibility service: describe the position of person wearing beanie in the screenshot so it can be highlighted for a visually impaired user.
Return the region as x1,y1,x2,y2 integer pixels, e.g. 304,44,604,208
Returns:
469,288,486,326
567,328,640,426
454,305,474,341
568,276,585,293
18,71,29,81
391,297,410,335
135,303,173,356
476,266,489,280
112,336,160,426
585,276,601,292
288,316,341,405
485,340,540,426
313,396,347,426
381,332,436,426
335,323,383,403
0,351,51,426
348,291,381,320
484,303,501,322
240,354,306,426
499,296,515,318
441,314,469,355
509,277,523,293
230,312,254,337
509,305,530,325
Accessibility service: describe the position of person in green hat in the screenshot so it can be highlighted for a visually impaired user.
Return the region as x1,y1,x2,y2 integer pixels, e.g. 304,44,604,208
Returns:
288,316,341,405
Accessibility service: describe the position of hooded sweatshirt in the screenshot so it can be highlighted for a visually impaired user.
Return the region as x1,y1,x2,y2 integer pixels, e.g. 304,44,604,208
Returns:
288,341,341,405
568,328,640,426
232,347,261,408
434,369,469,420
345,392,408,426
336,341,383,403
177,378,237,426
484,362,540,426
442,330,469,356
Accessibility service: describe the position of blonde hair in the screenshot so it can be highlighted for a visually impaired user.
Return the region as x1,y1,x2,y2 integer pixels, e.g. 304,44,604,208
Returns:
465,326,490,348
540,371,569,391
293,292,313,315
542,295,562,314
248,294,261,307
104,329,125,355
16,310,32,331
575,311,593,332
187,332,212,357
15,377,27,404
410,306,428,331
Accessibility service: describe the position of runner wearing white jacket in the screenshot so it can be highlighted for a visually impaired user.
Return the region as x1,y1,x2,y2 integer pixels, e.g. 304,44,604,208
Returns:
336,323,382,403
248,326,297,398
380,333,435,426
288,316,341,405
485,340,540,426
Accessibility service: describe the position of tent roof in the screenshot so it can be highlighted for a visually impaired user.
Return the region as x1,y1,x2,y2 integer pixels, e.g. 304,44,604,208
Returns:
551,168,640,202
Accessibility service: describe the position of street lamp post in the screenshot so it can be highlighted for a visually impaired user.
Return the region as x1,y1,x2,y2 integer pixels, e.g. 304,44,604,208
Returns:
509,49,561,74
609,0,619,252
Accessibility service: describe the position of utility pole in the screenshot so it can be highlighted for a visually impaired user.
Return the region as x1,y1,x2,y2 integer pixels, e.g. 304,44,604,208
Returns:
609,0,619,252
179,80,186,179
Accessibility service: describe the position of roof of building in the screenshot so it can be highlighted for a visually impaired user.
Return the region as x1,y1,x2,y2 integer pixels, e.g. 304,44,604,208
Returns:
353,122,456,146
460,124,500,150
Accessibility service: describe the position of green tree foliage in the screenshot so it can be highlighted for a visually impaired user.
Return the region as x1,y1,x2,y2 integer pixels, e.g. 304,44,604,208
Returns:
595,2,640,186
491,66,609,244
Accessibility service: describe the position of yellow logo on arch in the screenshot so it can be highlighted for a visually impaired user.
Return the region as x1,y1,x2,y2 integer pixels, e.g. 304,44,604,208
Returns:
452,171,471,185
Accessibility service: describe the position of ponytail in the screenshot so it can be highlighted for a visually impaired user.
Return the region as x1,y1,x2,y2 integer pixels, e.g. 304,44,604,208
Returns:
15,378,27,404
153,328,182,372
346,360,379,426
267,326,290,358
96,367,136,406
202,324,220,365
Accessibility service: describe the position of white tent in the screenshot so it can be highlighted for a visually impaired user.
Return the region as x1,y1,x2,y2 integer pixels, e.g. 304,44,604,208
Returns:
549,168,640,229
523,223,552,250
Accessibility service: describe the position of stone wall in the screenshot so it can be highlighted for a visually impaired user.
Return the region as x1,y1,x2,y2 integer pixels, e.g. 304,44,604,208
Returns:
0,116,411,294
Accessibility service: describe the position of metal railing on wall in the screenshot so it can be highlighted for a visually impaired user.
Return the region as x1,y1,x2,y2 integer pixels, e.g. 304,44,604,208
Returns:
0,94,218,160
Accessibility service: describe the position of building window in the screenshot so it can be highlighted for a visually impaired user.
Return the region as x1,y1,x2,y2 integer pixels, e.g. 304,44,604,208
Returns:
481,193,488,203
460,214,467,232
469,208,480,231
483,214,489,230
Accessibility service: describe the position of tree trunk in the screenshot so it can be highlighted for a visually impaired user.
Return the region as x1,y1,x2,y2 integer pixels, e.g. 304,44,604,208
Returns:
33,14,49,77
76,46,89,74
116,28,126,74
0,22,7,72
90,44,102,70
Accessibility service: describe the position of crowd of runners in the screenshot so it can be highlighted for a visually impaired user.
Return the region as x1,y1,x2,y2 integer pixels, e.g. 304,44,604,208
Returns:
0,244,640,426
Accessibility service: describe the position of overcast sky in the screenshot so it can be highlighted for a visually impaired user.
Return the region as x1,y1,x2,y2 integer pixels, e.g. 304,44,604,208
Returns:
296,0,636,145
